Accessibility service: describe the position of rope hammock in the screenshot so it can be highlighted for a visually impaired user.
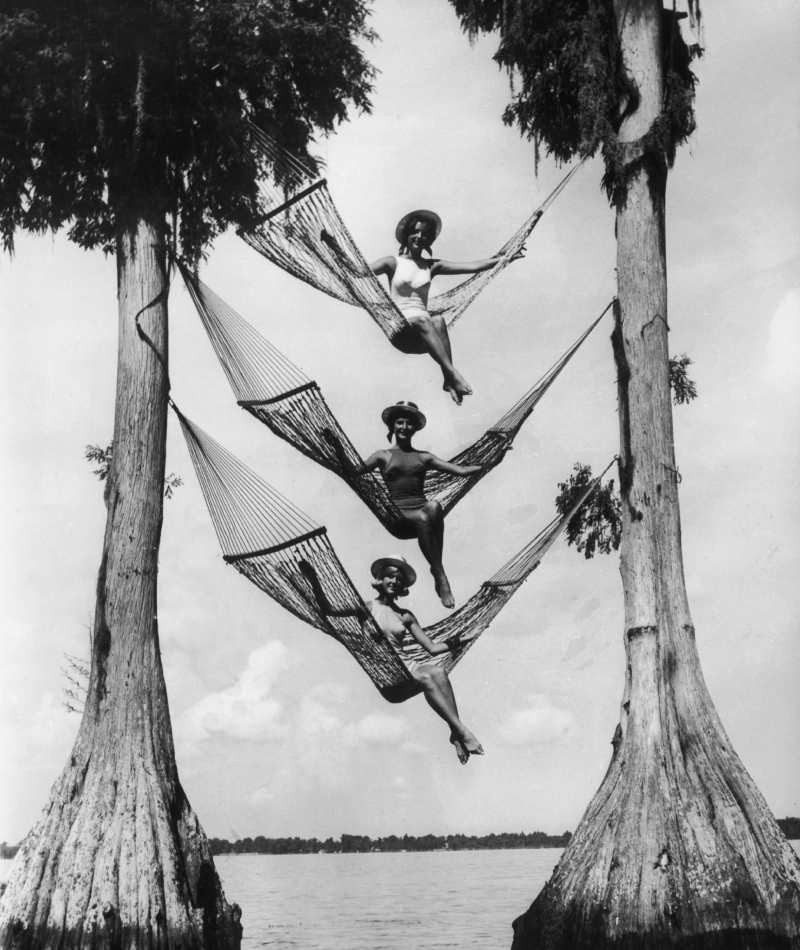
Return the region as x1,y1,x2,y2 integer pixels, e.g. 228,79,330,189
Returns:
229,121,584,346
172,402,613,703
177,261,611,540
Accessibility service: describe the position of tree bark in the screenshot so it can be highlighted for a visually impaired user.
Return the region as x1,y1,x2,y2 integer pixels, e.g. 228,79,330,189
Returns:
0,201,241,949
511,2,800,947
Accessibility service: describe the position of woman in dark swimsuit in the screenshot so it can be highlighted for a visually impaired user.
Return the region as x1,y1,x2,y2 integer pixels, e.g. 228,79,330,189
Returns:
361,401,491,608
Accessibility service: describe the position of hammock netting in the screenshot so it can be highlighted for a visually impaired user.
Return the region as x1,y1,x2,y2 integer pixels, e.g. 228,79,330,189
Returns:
173,403,610,704
177,260,611,541
230,121,584,344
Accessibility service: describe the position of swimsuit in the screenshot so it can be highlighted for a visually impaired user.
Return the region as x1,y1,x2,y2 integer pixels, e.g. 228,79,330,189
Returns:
366,600,407,651
366,600,423,672
382,447,428,512
390,256,432,319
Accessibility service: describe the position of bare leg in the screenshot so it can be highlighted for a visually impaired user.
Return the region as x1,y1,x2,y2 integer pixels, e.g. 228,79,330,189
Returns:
429,313,466,404
406,313,472,404
414,666,483,756
437,670,470,764
450,734,469,765
402,503,454,608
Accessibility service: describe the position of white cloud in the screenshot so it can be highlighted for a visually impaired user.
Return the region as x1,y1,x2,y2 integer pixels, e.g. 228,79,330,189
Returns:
297,697,342,737
499,696,577,746
344,712,408,747
176,641,289,751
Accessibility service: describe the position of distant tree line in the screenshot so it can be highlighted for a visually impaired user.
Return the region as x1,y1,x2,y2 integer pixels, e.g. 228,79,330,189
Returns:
779,818,800,840
209,831,573,856
4,821,798,863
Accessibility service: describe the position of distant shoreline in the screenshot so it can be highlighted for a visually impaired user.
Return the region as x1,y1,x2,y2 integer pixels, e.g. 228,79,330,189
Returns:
210,832,572,856
3,819,799,861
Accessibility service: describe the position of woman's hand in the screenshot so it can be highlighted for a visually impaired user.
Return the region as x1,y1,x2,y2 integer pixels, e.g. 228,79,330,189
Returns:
445,629,480,651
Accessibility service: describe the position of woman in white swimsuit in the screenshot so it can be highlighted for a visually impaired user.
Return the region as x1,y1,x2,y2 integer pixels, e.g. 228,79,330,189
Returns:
366,555,482,764
370,210,524,404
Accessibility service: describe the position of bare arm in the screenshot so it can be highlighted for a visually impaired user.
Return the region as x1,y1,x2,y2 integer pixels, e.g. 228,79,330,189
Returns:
320,431,385,477
298,560,368,620
369,255,397,278
431,247,525,278
360,450,387,473
422,451,485,478
405,614,451,656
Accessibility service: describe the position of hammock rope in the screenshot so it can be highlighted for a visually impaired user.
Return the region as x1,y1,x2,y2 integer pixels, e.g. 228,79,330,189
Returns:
231,120,585,343
172,401,613,703
177,260,611,539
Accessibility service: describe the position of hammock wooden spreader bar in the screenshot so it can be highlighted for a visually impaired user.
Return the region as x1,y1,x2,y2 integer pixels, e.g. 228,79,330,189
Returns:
230,120,584,343
177,260,612,539
172,401,612,703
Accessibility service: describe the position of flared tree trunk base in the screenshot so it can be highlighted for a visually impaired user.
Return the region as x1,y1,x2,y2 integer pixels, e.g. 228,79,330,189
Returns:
514,883,800,950
0,736,241,950
510,4,800,946
510,626,800,950
0,202,241,950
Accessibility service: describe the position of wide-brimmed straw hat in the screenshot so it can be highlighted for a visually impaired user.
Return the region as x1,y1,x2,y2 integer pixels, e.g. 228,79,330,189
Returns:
395,209,442,245
370,555,417,587
381,400,426,431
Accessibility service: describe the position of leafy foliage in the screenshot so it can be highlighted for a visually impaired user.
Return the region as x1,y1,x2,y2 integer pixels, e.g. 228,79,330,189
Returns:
85,443,113,481
448,0,702,197
0,0,376,260
556,462,621,559
669,353,698,405
61,652,89,715
86,441,182,496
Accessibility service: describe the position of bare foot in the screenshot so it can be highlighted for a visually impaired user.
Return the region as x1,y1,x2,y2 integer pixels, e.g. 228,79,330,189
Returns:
450,734,469,765
460,731,484,756
443,372,472,405
443,382,461,405
451,370,472,399
434,572,455,609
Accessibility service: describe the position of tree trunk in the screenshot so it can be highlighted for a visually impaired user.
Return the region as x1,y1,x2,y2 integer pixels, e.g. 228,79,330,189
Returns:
0,202,242,949
511,2,800,948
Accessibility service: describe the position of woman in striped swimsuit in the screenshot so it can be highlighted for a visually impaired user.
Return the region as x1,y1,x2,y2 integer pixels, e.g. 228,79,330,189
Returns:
366,554,482,764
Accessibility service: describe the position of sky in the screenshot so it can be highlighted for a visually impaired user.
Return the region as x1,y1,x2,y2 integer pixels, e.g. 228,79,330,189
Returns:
1,0,798,847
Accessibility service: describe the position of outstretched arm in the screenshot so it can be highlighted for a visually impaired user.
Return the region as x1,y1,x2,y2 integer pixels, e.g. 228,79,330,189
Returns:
406,614,451,656
431,247,525,277
321,430,384,477
320,229,371,278
369,255,397,277
423,452,489,478
353,450,386,477
298,560,368,620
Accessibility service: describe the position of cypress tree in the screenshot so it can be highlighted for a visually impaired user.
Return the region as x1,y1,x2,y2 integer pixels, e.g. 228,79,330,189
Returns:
447,2,800,946
0,2,374,947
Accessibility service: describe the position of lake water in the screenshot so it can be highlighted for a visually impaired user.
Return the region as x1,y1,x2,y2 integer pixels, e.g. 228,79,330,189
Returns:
3,844,800,949
0,848,559,949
